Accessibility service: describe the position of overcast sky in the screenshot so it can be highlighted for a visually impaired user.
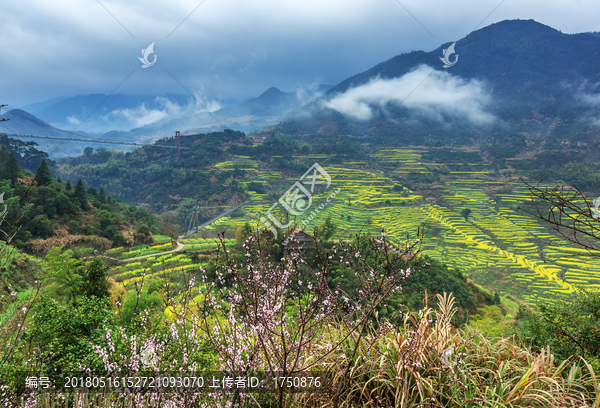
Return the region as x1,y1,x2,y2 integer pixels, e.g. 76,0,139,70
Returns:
2,0,599,108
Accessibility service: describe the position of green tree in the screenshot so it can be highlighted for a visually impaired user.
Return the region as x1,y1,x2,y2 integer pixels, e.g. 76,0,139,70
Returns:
52,193,74,215
133,224,154,245
82,258,109,300
23,296,113,374
315,215,337,241
35,158,52,186
65,180,72,191
45,246,84,304
461,208,472,221
522,290,600,366
98,187,106,204
3,152,20,186
74,178,88,209
272,243,282,260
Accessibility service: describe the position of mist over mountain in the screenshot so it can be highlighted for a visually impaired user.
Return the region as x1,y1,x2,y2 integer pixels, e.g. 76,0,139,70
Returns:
276,19,600,148
16,85,332,137
1,85,332,157
125,84,333,136
0,109,133,158
20,93,200,133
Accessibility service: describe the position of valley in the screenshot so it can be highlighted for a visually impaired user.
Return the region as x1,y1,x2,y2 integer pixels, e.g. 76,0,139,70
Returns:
1,16,600,407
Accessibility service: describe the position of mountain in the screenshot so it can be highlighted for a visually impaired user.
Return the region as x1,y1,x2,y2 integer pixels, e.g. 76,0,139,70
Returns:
125,84,333,136
0,83,327,158
0,109,63,136
19,96,68,114
20,85,333,138
274,20,600,149
328,20,600,99
0,109,134,158
22,93,193,133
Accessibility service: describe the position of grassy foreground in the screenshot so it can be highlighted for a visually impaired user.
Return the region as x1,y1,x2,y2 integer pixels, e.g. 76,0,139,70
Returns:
15,293,600,408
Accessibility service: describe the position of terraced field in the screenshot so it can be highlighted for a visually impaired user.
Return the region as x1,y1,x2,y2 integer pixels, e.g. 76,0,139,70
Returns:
204,149,600,304
105,242,175,260
179,237,235,251
372,148,428,174
94,148,598,304
102,236,235,288
110,251,199,286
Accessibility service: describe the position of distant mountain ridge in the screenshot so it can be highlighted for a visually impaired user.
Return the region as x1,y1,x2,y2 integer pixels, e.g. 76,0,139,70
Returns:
12,84,332,139
21,93,194,132
0,85,333,157
0,109,88,141
6,19,600,158
126,84,333,136
276,19,600,145
325,20,599,102
0,109,134,158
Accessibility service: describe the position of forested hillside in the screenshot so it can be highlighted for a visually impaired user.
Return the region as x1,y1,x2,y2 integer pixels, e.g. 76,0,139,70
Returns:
0,145,161,251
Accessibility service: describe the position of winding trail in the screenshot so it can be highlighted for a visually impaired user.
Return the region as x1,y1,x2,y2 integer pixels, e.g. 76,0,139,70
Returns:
123,238,186,261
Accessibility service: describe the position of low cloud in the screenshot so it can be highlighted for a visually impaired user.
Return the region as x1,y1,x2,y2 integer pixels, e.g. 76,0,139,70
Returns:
323,65,495,125
577,92,600,108
97,94,222,130
295,83,328,104
570,80,600,126
67,116,80,125
577,94,600,126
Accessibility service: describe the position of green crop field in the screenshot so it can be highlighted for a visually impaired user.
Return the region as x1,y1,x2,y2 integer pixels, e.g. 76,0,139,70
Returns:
97,148,599,305
201,148,600,305
103,238,235,288
111,251,199,286
105,242,176,260
180,237,235,251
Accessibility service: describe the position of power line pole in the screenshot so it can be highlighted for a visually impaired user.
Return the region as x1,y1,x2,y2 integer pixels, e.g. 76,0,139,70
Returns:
175,131,180,160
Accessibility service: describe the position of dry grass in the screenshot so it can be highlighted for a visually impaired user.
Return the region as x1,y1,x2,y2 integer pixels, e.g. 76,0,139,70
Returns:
305,293,600,408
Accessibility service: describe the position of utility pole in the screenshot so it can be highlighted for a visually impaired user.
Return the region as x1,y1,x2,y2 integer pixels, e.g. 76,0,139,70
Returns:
175,131,180,160
0,105,8,122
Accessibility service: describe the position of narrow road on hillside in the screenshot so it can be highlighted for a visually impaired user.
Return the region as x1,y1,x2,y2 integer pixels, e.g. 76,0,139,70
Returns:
123,237,186,261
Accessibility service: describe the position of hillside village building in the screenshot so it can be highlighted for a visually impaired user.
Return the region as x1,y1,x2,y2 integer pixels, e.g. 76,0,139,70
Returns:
283,227,316,253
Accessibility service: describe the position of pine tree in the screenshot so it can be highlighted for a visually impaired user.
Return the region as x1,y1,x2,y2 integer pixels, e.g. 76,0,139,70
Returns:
74,178,88,209
65,180,72,191
35,158,52,186
98,188,106,204
3,152,20,186
82,258,109,299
